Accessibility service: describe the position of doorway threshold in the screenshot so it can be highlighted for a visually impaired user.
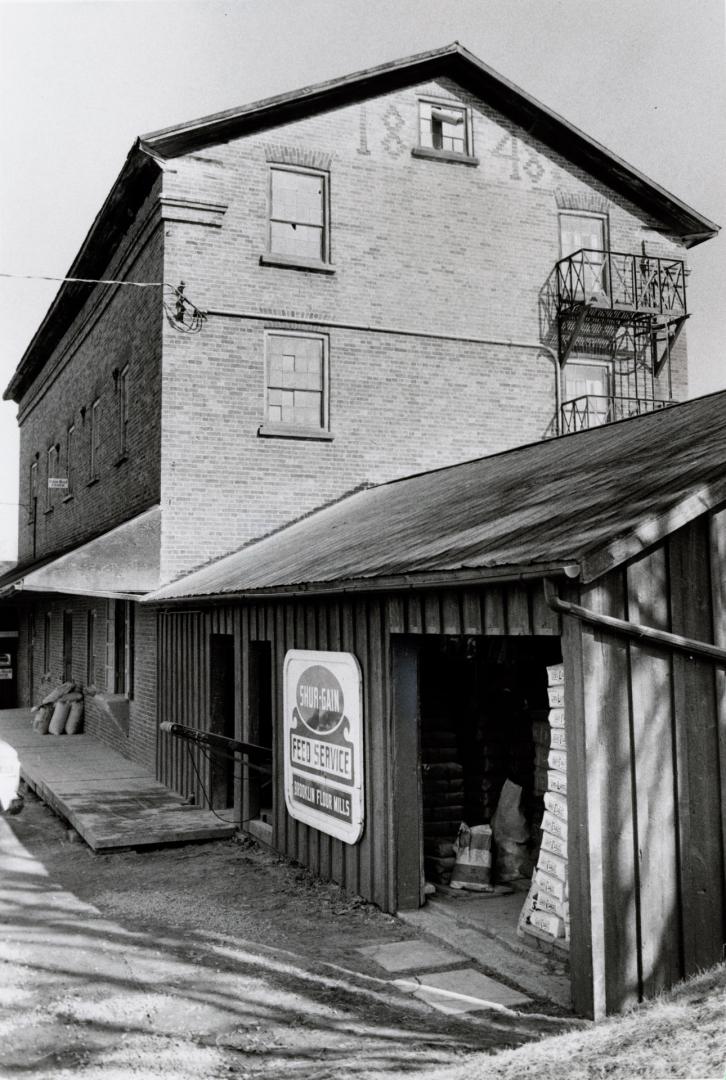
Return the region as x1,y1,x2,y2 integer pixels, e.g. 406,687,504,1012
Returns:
398,886,572,1011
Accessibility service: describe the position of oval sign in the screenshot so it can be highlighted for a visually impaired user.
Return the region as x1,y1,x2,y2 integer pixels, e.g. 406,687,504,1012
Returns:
296,664,345,734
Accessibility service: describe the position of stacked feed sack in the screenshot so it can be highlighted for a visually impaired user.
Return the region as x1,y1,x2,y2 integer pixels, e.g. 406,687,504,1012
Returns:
31,682,85,736
422,726,464,885
517,663,570,950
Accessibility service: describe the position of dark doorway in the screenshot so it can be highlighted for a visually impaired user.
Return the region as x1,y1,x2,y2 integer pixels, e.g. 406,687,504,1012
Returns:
62,612,73,684
247,641,273,824
209,633,235,811
114,602,126,694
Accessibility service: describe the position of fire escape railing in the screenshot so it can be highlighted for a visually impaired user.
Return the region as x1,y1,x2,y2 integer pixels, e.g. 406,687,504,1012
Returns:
560,394,676,434
556,249,686,318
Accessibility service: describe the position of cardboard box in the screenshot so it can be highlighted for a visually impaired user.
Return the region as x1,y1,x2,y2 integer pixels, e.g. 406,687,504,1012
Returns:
548,707,565,728
548,748,567,773
547,769,567,796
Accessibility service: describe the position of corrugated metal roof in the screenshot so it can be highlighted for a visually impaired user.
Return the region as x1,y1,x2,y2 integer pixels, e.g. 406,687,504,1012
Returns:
145,392,726,604
7,507,161,600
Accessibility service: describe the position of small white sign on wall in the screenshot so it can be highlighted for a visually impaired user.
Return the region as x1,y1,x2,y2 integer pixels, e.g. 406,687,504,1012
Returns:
283,649,364,845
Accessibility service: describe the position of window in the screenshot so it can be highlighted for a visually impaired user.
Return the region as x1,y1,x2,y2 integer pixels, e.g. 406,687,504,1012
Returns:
89,398,100,480
262,332,329,437
46,445,58,510
28,461,38,523
86,609,96,686
113,600,134,697
416,99,475,160
268,166,328,265
559,212,608,302
117,366,129,458
43,612,51,673
564,360,613,426
66,425,75,496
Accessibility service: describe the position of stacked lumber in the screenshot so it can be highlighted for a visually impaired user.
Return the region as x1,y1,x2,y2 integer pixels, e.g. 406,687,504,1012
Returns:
518,663,570,950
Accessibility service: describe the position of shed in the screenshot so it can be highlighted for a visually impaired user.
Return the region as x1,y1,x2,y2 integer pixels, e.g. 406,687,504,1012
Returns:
146,390,726,1018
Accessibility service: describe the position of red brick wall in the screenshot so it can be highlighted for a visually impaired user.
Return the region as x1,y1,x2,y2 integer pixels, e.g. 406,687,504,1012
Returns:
158,77,691,576
15,181,164,567
16,596,157,773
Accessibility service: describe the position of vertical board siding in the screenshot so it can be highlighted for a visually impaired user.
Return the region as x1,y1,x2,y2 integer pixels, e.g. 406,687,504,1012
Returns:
580,574,640,1014
710,509,726,912
157,580,550,916
626,547,680,997
571,511,726,1015
668,518,724,974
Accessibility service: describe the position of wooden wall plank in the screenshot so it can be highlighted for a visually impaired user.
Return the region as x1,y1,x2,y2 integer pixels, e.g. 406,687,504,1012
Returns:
531,581,561,635
593,572,640,1012
484,586,505,635
386,596,405,635
627,547,681,996
461,590,483,635
406,595,423,634
710,508,726,919
367,597,389,910
391,636,422,910
669,518,724,974
505,584,531,635
441,590,461,635
355,600,373,904
561,586,596,1018
424,594,441,635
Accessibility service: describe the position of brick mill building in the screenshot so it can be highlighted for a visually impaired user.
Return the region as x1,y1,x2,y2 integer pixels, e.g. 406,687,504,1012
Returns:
1,44,724,1018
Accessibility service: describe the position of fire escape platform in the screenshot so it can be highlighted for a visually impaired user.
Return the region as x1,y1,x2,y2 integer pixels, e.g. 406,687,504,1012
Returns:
0,708,235,851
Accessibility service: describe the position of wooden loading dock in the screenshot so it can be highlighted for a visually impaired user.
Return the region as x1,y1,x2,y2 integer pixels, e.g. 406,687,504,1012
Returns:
146,392,726,1019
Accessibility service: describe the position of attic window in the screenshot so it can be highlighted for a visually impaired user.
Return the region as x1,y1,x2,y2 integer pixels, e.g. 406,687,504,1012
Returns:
413,99,477,165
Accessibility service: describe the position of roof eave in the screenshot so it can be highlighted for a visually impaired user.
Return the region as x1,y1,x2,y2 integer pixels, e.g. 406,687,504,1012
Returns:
143,560,582,606
141,41,718,244
3,143,161,404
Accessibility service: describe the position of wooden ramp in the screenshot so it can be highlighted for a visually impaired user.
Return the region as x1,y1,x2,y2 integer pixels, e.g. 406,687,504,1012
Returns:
0,709,236,851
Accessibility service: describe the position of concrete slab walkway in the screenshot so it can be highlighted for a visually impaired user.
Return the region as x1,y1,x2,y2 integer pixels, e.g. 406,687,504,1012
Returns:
0,708,234,851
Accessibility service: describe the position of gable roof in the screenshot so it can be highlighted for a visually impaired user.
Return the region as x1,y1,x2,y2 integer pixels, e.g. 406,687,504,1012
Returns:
145,391,726,604
4,42,718,406
141,42,718,246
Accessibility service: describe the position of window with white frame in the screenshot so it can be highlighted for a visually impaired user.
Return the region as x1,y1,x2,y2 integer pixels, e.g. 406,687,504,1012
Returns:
268,167,328,264
265,333,327,432
559,212,608,302
418,99,471,155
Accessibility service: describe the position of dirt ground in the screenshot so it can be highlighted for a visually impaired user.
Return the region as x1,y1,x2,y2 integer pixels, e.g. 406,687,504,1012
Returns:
0,787,576,1079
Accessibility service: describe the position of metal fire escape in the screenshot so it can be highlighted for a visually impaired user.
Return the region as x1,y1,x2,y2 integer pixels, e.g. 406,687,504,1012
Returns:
555,249,688,432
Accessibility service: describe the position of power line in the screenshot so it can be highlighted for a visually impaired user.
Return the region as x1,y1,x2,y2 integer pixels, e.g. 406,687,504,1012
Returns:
0,272,206,334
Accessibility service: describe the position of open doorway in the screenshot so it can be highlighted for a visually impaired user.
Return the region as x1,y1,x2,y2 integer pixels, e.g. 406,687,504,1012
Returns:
417,635,563,944
209,633,235,812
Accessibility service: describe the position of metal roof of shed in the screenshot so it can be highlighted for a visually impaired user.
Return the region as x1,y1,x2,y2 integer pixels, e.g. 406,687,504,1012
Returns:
145,392,726,604
2,507,162,600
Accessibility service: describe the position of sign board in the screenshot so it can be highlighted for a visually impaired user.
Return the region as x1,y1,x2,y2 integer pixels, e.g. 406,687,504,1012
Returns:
48,477,69,490
0,654,10,667
283,649,364,845
0,670,12,680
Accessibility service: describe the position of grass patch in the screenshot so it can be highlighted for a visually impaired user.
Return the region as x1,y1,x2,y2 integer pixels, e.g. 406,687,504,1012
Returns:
437,964,726,1080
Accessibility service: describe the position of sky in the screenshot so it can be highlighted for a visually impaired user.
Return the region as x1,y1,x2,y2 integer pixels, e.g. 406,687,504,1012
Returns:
0,0,724,560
